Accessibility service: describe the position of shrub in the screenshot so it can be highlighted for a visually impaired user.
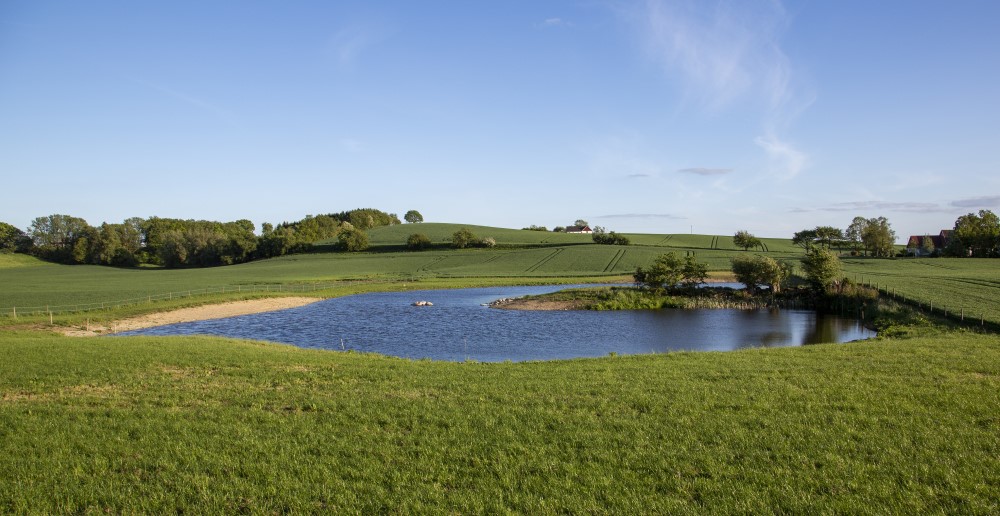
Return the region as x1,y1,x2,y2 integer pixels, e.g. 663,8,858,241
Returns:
451,228,477,249
406,233,431,250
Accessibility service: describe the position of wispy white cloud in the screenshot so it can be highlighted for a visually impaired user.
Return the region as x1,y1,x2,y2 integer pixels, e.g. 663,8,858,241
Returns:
128,77,236,124
754,132,807,179
596,213,687,220
950,195,1000,208
678,167,733,176
638,0,793,112
795,201,953,213
541,17,572,27
626,173,652,179
328,23,392,67
627,1,812,178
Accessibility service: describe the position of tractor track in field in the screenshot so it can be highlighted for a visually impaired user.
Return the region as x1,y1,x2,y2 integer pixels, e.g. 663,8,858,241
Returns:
417,256,448,272
524,248,565,273
603,249,627,272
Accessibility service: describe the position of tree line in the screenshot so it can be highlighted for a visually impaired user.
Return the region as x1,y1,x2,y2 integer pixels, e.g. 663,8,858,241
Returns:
0,208,402,268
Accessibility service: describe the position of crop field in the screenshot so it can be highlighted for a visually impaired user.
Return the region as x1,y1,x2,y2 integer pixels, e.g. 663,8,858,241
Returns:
3,225,1000,325
0,331,996,513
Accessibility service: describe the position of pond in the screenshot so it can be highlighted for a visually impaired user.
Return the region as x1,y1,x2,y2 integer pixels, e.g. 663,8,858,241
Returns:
120,285,875,362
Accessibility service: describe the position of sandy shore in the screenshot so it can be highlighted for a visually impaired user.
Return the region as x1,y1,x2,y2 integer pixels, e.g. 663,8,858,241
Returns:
60,296,323,337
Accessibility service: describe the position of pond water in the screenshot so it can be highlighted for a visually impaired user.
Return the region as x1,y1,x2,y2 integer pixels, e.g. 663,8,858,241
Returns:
120,285,875,362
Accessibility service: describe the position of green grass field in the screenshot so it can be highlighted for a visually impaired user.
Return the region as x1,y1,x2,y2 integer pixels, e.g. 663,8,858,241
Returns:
3,225,1000,511
0,225,799,317
1,331,997,513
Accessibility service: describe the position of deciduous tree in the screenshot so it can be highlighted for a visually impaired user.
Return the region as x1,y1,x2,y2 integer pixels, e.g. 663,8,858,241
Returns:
634,252,707,292
800,246,842,292
451,227,477,249
731,255,791,293
406,233,431,250
733,230,762,251
953,209,1000,257
404,210,424,223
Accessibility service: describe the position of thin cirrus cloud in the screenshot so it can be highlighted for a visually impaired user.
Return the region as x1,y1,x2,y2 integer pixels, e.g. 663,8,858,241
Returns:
794,201,951,213
328,23,392,67
677,167,733,176
632,0,810,179
596,213,687,220
950,195,1000,208
541,17,572,27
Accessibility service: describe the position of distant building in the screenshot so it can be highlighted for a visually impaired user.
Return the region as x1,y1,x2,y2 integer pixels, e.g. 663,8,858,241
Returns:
564,225,593,234
906,230,952,256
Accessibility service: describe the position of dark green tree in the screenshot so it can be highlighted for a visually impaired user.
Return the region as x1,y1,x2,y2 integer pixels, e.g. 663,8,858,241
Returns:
634,252,706,292
28,214,91,263
733,230,762,251
815,226,844,249
451,228,477,249
861,216,897,257
337,225,369,252
800,246,843,292
953,209,1000,257
846,216,869,255
592,226,630,245
404,210,424,223
0,222,29,253
731,255,791,293
792,229,817,249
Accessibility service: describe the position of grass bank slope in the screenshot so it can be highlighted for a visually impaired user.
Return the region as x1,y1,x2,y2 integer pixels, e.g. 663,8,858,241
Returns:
1,331,997,513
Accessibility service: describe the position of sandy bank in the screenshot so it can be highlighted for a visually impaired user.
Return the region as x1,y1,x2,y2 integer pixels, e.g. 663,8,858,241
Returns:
60,296,323,337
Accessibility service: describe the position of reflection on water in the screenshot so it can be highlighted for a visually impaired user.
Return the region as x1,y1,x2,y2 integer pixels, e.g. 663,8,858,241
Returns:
121,285,875,362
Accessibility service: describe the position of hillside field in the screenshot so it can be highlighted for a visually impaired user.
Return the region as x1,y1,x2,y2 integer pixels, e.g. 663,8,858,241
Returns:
3,224,1000,326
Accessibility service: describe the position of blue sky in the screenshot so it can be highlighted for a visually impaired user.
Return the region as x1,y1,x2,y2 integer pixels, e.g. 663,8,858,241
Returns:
2,0,998,241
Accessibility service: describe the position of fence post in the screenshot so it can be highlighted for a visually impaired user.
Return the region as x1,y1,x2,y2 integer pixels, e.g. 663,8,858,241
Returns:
11,306,15,319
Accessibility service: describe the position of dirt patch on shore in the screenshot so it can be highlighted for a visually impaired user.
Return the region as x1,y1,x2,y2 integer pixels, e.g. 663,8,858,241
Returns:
493,298,589,311
59,297,323,337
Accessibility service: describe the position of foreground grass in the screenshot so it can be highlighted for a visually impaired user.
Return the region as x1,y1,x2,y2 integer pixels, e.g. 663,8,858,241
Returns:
1,331,997,513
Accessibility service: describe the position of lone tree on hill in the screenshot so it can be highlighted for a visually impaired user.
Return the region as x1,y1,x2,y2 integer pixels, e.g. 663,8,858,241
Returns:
733,230,762,251
404,210,424,223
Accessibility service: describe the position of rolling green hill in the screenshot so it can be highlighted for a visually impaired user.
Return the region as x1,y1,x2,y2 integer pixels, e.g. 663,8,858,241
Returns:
3,224,1000,326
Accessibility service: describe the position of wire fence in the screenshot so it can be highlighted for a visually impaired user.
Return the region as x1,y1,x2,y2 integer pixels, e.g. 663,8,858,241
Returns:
2,281,361,319
856,278,998,330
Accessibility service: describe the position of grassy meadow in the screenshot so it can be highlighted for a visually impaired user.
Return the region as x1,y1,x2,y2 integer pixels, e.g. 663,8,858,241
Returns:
2,224,1000,511
1,331,998,513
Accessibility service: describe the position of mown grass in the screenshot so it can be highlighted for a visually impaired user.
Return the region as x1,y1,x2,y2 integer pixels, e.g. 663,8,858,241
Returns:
1,330,997,513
